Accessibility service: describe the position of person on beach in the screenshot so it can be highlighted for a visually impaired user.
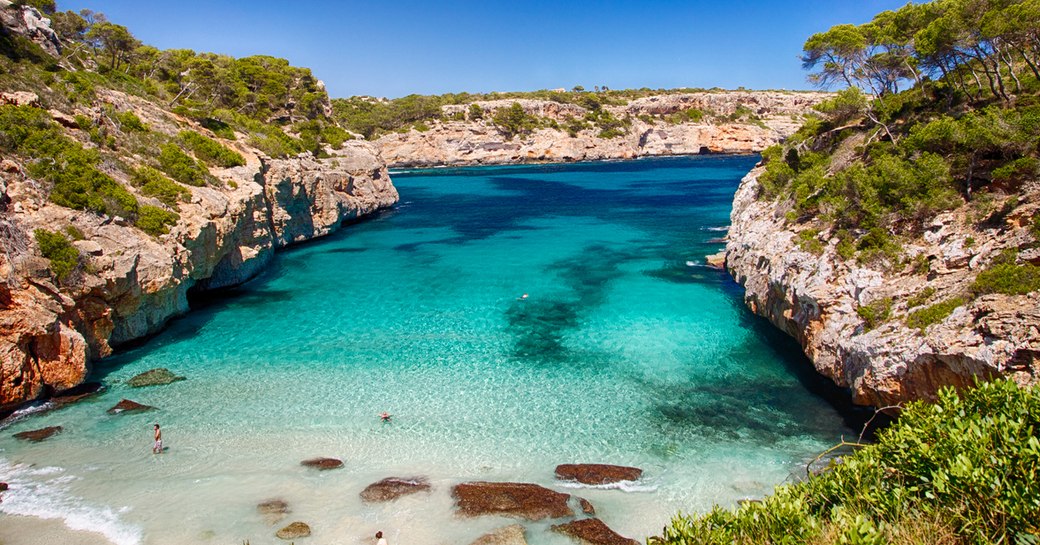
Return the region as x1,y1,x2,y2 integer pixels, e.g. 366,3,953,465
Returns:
152,424,163,454
376,531,387,545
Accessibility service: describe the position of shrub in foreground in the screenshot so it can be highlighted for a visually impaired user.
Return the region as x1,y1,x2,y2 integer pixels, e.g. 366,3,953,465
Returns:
34,228,79,280
651,379,1040,545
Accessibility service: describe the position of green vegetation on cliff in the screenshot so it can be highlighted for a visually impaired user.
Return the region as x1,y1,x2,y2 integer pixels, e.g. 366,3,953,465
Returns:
33,228,79,280
653,379,1040,545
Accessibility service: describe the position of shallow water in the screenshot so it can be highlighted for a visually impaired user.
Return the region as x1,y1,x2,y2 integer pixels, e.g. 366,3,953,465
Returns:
0,156,854,545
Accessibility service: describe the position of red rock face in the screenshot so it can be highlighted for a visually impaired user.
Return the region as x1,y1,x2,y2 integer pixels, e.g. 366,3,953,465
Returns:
552,518,639,545
360,477,431,502
554,464,643,485
452,482,574,520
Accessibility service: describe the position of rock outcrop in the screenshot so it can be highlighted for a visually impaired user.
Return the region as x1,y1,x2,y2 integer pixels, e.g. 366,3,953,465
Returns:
300,457,343,470
106,399,154,414
725,168,1040,406
0,1,62,57
360,476,431,502
551,518,639,545
452,482,574,520
126,368,184,388
554,464,642,485
12,425,62,442
469,524,529,545
376,92,830,168
0,86,398,412
275,521,311,540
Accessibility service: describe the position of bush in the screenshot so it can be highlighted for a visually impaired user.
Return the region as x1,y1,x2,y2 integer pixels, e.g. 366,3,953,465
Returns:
907,286,936,308
178,130,245,167
135,205,179,237
856,297,892,330
0,105,138,217
158,143,210,186
906,297,965,331
972,262,1040,296
131,166,190,207
492,102,540,139
115,111,147,132
34,228,79,280
652,380,1040,545
797,228,825,255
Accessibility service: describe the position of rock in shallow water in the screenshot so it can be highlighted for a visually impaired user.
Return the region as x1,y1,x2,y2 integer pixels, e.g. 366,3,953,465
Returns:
127,368,185,388
257,499,290,524
360,476,431,502
107,399,155,414
554,464,643,485
452,481,573,520
13,425,63,442
275,521,311,540
300,457,343,470
551,518,639,545
469,524,528,545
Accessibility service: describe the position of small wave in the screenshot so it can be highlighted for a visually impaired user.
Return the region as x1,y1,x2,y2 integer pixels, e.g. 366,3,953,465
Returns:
0,458,142,545
703,226,730,232
0,401,56,429
556,480,658,493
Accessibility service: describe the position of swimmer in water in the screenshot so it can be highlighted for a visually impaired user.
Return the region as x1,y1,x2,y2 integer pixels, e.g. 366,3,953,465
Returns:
380,412,392,422
518,293,529,300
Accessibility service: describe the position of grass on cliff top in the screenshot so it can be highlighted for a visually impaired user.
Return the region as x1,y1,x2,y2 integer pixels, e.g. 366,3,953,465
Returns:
652,379,1040,545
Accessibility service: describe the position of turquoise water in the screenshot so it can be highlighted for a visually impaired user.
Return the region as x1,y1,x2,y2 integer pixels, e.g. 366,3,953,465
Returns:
0,156,853,545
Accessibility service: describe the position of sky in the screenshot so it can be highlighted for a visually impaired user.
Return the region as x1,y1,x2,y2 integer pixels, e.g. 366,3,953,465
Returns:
57,1,911,99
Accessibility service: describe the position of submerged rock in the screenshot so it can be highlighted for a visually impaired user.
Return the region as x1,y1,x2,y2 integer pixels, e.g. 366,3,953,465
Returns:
275,521,311,540
52,382,104,408
300,457,343,470
257,499,290,524
13,425,63,442
469,524,528,545
360,476,431,502
452,481,573,520
107,399,155,414
551,518,639,545
554,464,643,485
127,368,185,388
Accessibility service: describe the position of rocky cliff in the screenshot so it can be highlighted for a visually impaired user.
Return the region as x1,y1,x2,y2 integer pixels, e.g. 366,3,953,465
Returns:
0,88,398,411
375,92,831,167
725,167,1040,407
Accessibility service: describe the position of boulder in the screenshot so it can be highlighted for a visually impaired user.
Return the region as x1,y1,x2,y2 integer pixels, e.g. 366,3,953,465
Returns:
127,368,185,388
579,497,596,515
13,425,63,442
452,481,573,520
300,457,343,470
275,521,311,540
107,399,155,414
0,91,41,108
554,464,643,485
469,524,528,545
551,518,639,545
360,476,431,502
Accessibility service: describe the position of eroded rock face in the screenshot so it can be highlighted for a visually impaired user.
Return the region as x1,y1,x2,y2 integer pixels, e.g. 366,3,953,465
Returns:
469,524,528,545
725,168,1040,406
452,482,574,520
0,85,399,412
554,464,642,485
360,476,431,502
376,92,830,168
13,425,62,442
300,457,343,470
0,1,62,57
551,518,639,545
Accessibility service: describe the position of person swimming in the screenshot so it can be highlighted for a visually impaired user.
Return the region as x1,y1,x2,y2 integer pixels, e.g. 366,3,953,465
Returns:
518,293,529,300
380,412,392,422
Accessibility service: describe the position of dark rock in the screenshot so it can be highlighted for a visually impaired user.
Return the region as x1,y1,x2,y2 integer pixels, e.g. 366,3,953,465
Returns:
554,464,643,485
13,425,63,442
0,482,8,491
52,382,104,407
107,399,155,415
551,518,639,545
579,497,596,515
360,476,431,502
275,521,311,540
469,524,528,545
127,368,185,388
452,481,573,520
300,457,343,470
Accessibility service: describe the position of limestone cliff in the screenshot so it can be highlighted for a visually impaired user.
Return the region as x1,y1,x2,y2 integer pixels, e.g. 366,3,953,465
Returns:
725,168,1039,407
0,89,398,411
375,92,831,167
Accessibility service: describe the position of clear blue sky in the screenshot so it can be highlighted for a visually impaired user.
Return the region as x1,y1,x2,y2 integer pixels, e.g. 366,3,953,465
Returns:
58,0,910,98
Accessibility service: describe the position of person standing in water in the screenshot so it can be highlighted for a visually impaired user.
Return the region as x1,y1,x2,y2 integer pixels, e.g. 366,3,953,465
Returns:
376,531,387,545
152,424,163,454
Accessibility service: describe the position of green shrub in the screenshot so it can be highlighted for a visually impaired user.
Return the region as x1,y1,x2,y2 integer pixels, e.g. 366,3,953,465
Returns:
492,102,540,139
115,111,147,132
972,262,1040,296
906,297,965,331
135,205,179,237
0,105,138,217
178,130,245,168
158,143,210,186
652,380,1040,545
200,118,236,140
34,228,79,280
797,229,825,255
906,286,936,308
63,225,85,241
856,297,892,330
131,166,190,207
468,103,484,120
